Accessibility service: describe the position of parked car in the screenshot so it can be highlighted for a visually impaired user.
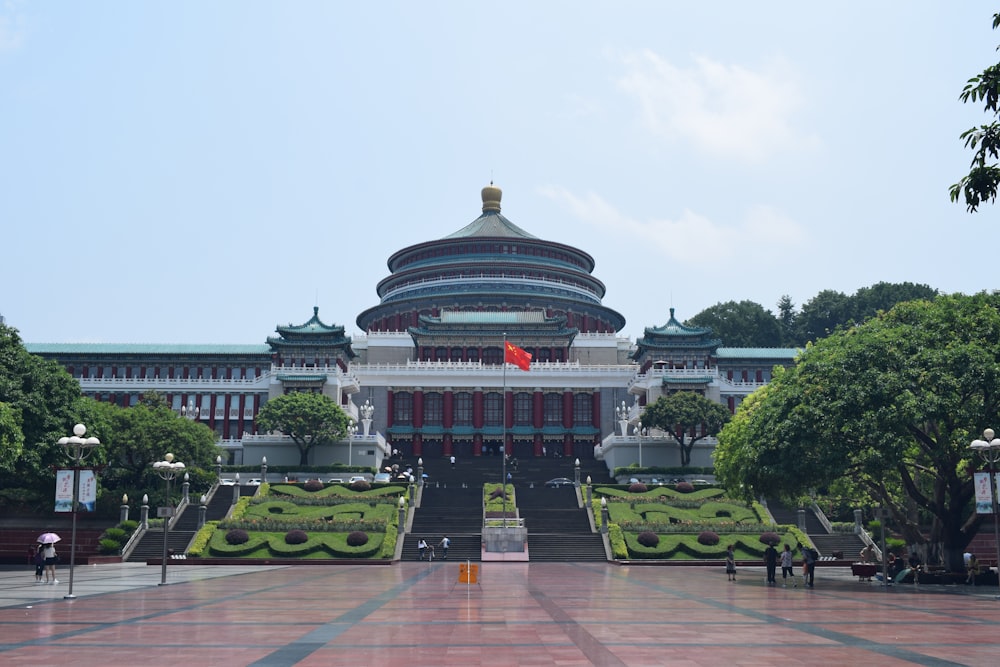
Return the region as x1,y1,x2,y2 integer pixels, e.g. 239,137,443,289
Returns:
545,477,575,488
373,472,392,483
326,478,344,484
246,478,262,486
348,475,368,484
219,478,236,486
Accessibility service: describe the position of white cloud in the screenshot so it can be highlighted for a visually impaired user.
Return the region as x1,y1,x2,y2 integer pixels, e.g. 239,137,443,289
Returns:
0,1,27,52
538,186,807,263
616,49,819,162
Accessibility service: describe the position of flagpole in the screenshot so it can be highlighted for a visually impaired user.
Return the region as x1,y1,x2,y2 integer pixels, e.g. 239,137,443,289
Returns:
502,333,508,531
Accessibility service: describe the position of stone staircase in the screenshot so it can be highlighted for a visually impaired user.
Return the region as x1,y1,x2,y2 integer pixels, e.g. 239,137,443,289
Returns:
404,486,482,562
517,486,606,562
126,486,239,562
766,498,863,559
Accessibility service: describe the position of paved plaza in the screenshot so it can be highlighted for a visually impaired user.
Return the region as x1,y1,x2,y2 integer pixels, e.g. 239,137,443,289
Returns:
2,561,1000,666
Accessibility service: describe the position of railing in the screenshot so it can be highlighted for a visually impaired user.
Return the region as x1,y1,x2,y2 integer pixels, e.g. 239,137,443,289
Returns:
379,272,603,303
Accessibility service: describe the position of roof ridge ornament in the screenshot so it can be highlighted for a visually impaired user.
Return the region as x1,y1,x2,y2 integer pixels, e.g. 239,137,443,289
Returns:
482,182,502,213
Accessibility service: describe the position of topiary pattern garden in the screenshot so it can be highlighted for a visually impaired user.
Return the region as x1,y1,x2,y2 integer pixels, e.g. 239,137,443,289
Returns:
194,482,407,559
593,484,804,560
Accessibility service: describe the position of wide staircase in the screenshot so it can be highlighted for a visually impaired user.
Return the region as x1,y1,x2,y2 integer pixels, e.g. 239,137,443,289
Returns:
518,486,606,561
767,499,864,559
406,455,610,562
404,486,482,561
127,485,239,563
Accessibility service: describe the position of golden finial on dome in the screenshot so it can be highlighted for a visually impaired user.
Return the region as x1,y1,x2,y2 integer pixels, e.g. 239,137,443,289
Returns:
481,182,502,213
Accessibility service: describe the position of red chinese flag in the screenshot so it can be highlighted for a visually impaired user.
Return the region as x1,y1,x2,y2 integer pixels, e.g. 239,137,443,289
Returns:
505,342,532,371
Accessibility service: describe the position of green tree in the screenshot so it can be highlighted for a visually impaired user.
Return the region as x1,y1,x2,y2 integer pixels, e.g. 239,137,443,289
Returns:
256,391,351,465
687,300,784,348
776,294,796,345
852,281,937,322
715,293,1000,571
951,12,1000,212
0,323,83,494
641,391,731,467
87,393,221,490
792,289,852,345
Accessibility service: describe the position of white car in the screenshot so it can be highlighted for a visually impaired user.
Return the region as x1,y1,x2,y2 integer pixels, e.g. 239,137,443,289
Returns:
247,478,262,486
348,476,368,484
326,478,345,484
373,472,392,483
219,478,236,486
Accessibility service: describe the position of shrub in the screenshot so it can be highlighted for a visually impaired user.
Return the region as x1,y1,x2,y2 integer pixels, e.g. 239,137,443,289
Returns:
285,529,308,544
226,529,249,545
675,481,695,493
99,538,122,554
628,482,647,493
637,531,659,547
303,479,324,492
350,480,371,491
347,531,369,546
759,531,781,546
697,530,720,546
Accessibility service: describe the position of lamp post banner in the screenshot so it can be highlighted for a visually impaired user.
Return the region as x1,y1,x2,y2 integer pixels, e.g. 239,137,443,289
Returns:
54,470,73,512
79,470,96,511
974,472,993,514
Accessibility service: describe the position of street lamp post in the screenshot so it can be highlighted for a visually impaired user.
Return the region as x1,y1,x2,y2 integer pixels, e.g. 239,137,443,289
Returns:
970,428,1000,598
636,420,643,469
347,421,358,467
57,423,100,600
261,456,268,485
152,453,185,586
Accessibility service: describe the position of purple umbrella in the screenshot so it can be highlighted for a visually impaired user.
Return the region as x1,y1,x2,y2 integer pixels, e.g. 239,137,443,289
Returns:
37,533,61,544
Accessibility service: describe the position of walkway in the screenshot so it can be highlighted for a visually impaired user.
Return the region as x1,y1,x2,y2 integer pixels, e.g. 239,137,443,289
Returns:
2,562,1000,665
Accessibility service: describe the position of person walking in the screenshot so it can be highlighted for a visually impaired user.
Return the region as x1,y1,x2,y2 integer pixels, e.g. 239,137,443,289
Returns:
33,544,45,583
450,455,456,469
780,543,795,587
439,535,450,560
725,545,736,582
417,538,427,561
42,541,58,584
764,542,778,585
803,545,818,588
967,554,981,585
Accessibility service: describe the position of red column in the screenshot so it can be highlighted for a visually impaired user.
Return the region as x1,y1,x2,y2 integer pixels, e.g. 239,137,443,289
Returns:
413,390,424,428
533,433,543,457
222,395,231,440
413,433,423,457
443,433,453,457
237,394,246,438
386,391,395,429
591,391,601,429
474,433,483,457
563,433,573,457
563,390,573,428
209,395,217,431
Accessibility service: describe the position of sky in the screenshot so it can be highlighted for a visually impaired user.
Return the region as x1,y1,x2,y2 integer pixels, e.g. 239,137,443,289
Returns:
1,2,998,345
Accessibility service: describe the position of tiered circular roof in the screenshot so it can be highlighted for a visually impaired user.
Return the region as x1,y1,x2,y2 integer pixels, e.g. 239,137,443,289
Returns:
356,185,625,333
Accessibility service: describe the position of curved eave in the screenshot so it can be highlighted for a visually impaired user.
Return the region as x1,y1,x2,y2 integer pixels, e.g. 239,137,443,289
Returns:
386,236,597,274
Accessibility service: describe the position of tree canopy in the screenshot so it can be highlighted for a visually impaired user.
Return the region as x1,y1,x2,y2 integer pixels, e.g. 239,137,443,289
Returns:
0,323,83,490
951,12,1000,212
686,300,783,348
641,391,731,467
256,391,351,465
714,292,1000,571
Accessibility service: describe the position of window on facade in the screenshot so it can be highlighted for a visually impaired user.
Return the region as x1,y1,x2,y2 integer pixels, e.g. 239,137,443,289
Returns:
467,349,479,362
535,347,551,362
453,392,472,424
484,392,503,426
450,347,463,362
573,393,592,425
435,347,447,361
513,392,532,425
420,348,433,362
424,392,443,425
394,392,413,425
483,347,502,365
544,394,562,425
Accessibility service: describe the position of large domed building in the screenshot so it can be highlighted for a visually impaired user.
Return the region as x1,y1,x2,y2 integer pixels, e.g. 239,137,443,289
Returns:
26,184,797,470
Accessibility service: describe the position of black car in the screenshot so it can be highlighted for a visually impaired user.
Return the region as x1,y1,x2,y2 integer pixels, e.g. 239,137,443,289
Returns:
545,477,575,487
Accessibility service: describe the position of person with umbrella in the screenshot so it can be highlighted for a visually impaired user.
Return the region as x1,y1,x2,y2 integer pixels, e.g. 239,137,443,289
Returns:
38,533,60,585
